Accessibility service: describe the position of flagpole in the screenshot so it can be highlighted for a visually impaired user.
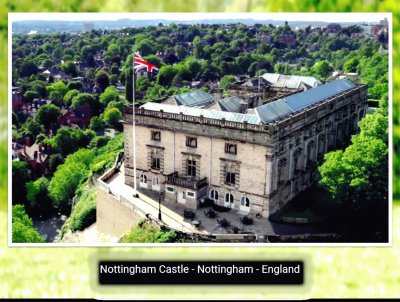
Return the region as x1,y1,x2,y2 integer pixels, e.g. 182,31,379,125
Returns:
132,53,137,194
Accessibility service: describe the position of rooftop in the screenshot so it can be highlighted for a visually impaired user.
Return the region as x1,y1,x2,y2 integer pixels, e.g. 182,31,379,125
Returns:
140,80,357,126
172,90,215,108
218,96,246,113
140,102,261,125
255,79,356,124
261,73,322,89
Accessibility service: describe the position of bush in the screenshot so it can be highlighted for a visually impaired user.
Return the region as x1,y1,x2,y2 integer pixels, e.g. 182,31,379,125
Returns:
120,222,177,243
69,188,97,232
12,205,44,243
89,136,111,149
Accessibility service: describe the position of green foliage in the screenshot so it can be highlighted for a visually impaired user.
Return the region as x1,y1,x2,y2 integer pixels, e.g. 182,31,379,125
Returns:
220,75,236,91
89,136,111,149
12,205,44,243
95,69,110,92
49,153,64,174
71,92,101,114
63,89,80,107
49,149,95,214
157,65,176,86
319,102,388,210
343,57,359,73
35,104,60,129
26,177,54,218
50,128,95,156
47,81,68,101
311,60,333,79
89,116,106,132
68,187,97,232
99,86,119,106
20,118,45,139
120,221,177,243
67,81,83,91
61,61,78,77
23,90,39,102
103,107,122,128
20,59,38,77
12,161,31,206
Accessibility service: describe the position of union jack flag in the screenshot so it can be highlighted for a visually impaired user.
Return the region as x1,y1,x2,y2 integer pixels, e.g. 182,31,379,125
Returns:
133,53,159,74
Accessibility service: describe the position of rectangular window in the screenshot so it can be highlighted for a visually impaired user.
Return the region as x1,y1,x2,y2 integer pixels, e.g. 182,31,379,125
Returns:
186,136,197,148
151,157,160,170
166,187,174,193
225,143,237,154
225,172,236,185
186,191,195,198
151,131,161,141
187,160,197,177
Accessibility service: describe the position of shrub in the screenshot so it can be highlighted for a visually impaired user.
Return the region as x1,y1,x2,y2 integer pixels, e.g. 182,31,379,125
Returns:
69,188,97,232
12,205,44,243
119,222,177,243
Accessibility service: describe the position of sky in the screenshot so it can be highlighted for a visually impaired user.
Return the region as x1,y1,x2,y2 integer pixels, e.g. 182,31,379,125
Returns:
10,12,390,23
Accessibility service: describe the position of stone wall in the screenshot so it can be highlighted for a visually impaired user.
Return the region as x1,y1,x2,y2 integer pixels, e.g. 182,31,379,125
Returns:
96,184,145,238
123,84,368,217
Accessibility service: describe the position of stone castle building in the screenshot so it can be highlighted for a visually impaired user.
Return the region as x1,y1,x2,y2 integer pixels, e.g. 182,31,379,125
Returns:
123,78,367,218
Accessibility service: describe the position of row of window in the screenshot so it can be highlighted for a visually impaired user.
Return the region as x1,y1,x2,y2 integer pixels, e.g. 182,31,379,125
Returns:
139,174,247,208
210,189,250,209
150,156,237,185
151,130,237,154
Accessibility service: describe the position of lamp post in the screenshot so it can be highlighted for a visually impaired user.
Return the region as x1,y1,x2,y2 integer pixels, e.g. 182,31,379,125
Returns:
158,192,163,221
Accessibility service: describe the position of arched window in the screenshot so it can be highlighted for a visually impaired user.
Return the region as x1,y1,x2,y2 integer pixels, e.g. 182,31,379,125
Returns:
224,193,234,208
152,177,160,186
139,174,147,188
307,141,315,162
240,196,250,209
152,177,160,191
209,189,219,201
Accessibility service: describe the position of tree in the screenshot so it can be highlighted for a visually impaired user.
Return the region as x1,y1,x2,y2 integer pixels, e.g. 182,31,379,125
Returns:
157,65,176,86
23,90,39,102
311,60,333,79
319,108,388,211
63,89,80,107
49,153,64,174
49,149,94,214
343,58,359,73
220,75,236,91
51,128,95,156
99,86,119,106
143,54,162,68
95,70,110,92
12,161,31,206
61,61,78,77
20,118,45,140
125,67,133,103
26,177,54,219
103,107,122,129
35,133,47,144
36,104,60,129
89,136,111,149
67,81,83,91
89,116,106,132
47,81,68,101
20,60,38,77
71,93,101,114
12,205,44,243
